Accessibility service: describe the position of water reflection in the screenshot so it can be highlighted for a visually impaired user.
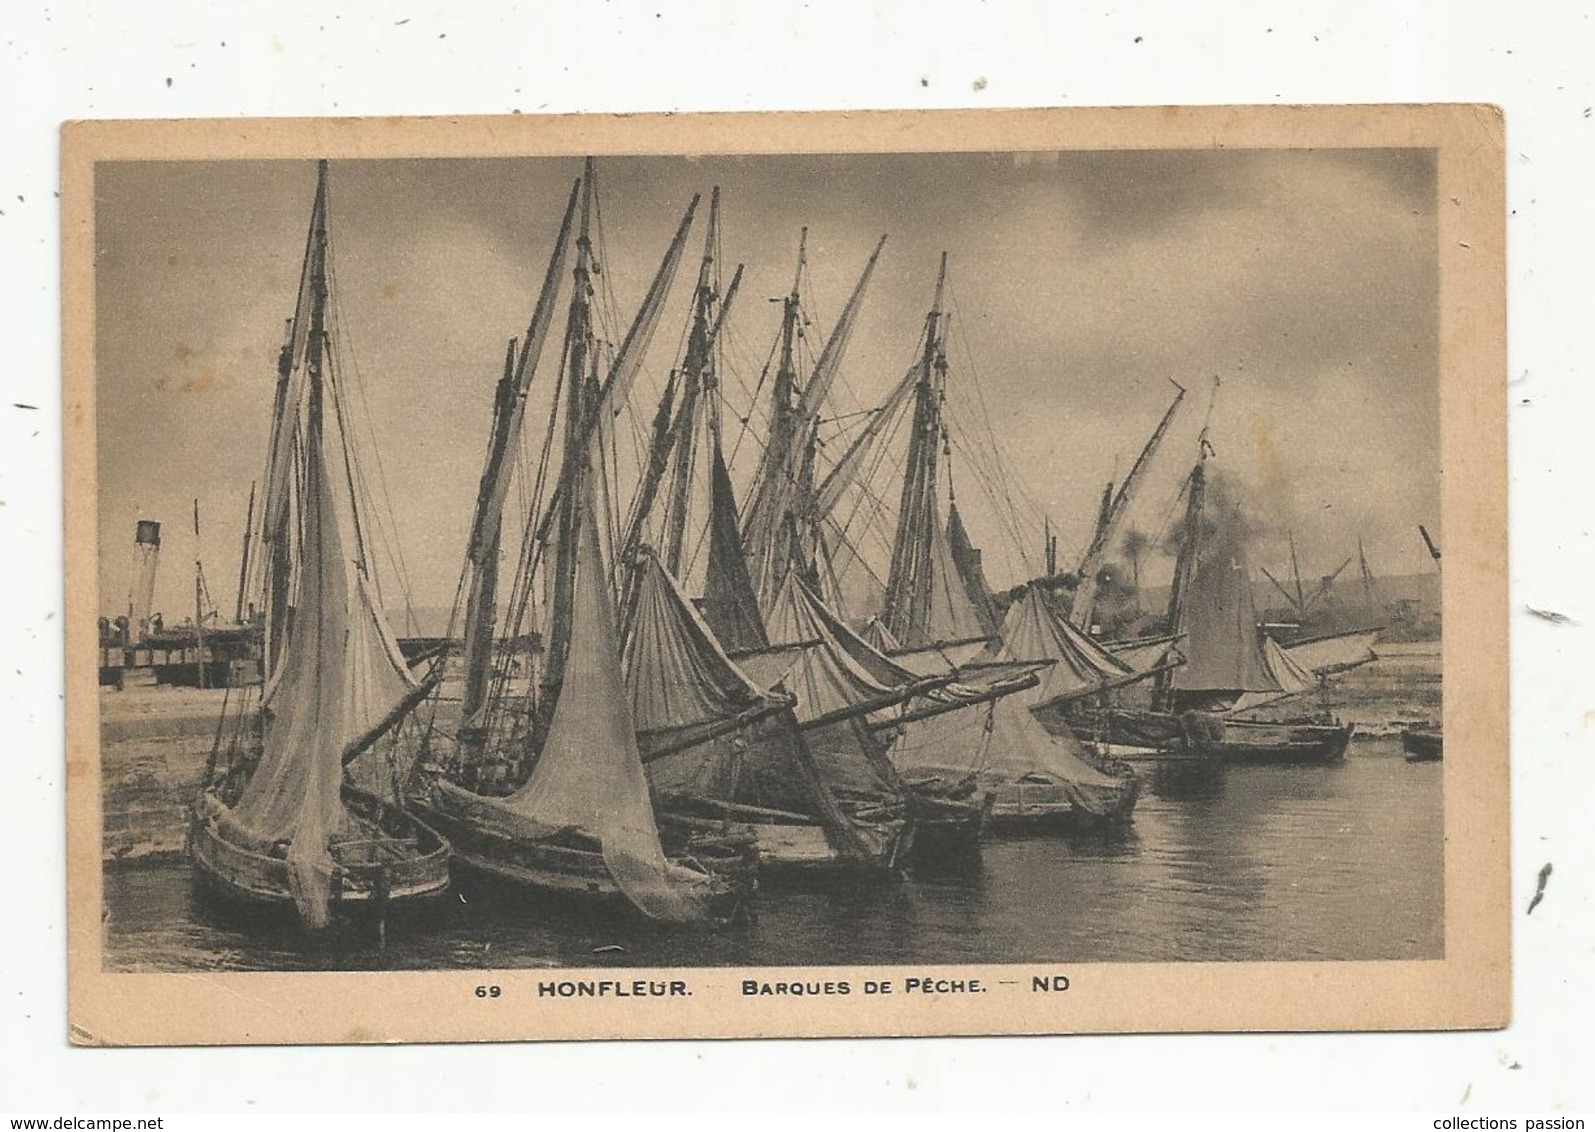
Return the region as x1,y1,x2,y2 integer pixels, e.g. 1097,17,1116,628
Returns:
1148,759,1228,801
105,738,1442,970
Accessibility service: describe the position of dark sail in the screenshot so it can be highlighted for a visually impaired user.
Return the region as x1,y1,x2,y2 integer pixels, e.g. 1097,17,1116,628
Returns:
1168,500,1279,699
702,439,770,652
946,500,1000,636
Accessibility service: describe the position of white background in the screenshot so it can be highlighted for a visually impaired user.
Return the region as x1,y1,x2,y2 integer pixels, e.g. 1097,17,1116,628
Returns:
3,0,1591,1113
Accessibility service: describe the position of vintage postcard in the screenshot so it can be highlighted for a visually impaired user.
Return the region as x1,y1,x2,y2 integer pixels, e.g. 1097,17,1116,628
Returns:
63,105,1507,1045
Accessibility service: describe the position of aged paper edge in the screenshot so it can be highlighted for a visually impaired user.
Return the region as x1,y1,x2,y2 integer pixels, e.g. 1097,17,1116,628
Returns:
61,105,1508,1046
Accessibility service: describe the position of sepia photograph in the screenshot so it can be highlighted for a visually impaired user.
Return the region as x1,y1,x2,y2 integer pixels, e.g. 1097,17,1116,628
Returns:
62,106,1507,1044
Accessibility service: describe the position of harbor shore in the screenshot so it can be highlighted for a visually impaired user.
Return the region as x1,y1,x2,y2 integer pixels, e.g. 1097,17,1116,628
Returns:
97,640,1440,865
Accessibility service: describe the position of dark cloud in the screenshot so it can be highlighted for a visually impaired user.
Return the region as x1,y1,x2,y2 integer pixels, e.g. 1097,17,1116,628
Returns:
95,149,1439,616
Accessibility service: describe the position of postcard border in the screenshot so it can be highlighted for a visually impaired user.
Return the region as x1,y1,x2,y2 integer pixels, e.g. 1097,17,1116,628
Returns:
62,104,1508,1046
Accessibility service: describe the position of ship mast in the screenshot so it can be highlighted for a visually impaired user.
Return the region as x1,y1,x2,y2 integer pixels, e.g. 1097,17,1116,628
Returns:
233,481,256,626
1358,536,1378,619
617,191,743,613
541,161,598,717
456,178,579,749
530,169,700,724
741,231,885,604
1419,524,1442,570
881,252,948,647
1289,531,1307,613
772,227,806,481
260,164,328,682
739,231,807,596
1069,378,1186,629
1153,378,1219,710
302,157,331,587
659,187,723,575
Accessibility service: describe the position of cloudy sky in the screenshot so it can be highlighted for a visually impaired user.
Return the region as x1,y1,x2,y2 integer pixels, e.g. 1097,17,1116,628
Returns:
95,148,1438,622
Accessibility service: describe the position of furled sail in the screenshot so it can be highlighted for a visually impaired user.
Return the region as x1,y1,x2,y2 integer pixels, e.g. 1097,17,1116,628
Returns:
482,476,716,923
767,570,921,690
890,690,1127,815
764,569,911,725
1283,627,1380,676
749,570,909,809
623,550,774,760
1108,633,1184,673
230,414,351,928
997,585,1135,708
888,589,1131,817
340,571,425,794
890,501,992,648
1265,634,1321,692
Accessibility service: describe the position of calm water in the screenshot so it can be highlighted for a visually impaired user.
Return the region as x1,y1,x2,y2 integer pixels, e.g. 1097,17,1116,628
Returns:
103,736,1442,971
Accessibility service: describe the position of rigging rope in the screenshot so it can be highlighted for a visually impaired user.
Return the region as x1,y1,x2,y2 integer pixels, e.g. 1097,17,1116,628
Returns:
322,240,421,633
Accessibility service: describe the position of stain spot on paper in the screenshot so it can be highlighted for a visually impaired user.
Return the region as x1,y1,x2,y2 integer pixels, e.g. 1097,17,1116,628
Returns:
1250,412,1287,492
1526,862,1551,914
181,368,215,394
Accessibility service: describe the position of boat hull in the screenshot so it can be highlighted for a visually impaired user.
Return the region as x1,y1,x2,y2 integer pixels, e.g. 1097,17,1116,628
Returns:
905,787,992,860
900,761,1138,835
413,781,753,920
1206,719,1353,764
1058,705,1352,765
659,794,913,878
187,789,451,931
1402,727,1443,762
985,772,1141,831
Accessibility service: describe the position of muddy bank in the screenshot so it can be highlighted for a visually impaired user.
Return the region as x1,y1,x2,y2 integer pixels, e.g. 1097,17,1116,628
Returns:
101,687,234,862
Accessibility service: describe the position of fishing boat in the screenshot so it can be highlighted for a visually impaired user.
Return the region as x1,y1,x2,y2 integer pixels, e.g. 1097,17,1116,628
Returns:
804,254,1139,833
408,164,750,922
759,569,1002,859
1402,726,1443,761
631,221,922,875
1059,401,1355,764
189,161,450,933
730,238,1060,861
1398,532,1443,763
950,585,1153,826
